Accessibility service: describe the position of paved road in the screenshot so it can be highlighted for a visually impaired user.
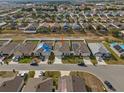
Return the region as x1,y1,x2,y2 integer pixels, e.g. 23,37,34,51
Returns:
0,64,124,92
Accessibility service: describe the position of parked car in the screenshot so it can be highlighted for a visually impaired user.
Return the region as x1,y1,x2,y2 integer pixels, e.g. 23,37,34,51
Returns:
104,80,116,91
30,60,39,66
78,63,87,67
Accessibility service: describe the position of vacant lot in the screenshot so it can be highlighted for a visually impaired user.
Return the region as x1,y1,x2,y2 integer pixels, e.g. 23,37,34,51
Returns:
70,71,106,92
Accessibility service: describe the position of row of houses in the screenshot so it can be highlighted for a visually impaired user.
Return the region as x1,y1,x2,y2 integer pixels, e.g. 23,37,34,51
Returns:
0,39,112,62
0,75,87,92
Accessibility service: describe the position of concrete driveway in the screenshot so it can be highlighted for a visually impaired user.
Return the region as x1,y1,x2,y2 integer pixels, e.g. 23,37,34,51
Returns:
83,57,93,65
96,57,107,65
54,56,62,64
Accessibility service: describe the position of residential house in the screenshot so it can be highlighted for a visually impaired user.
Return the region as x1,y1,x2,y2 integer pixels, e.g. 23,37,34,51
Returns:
0,42,19,56
110,43,124,57
88,43,111,59
24,23,39,33
72,41,91,56
0,76,24,92
58,76,87,92
54,40,70,56
23,78,53,92
13,42,37,57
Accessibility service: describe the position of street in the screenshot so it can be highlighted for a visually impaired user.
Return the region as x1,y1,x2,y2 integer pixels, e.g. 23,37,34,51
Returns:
0,64,124,91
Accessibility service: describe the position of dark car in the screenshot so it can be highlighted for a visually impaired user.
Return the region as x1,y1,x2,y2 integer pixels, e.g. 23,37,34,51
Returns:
30,61,38,66
104,81,116,91
78,63,87,67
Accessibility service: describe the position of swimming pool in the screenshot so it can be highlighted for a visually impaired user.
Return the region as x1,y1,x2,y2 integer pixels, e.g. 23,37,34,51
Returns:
120,45,124,49
110,42,117,46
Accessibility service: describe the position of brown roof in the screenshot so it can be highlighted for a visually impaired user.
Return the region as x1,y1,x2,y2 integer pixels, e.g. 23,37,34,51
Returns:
54,41,70,53
14,42,37,56
0,76,24,92
23,78,53,92
58,76,86,92
0,42,19,55
72,41,90,54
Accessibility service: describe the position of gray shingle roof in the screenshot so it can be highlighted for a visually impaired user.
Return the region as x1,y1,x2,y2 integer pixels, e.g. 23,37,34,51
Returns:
58,76,87,92
0,76,24,92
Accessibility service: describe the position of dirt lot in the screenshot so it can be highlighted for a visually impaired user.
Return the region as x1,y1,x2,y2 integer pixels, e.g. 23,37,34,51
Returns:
70,71,106,92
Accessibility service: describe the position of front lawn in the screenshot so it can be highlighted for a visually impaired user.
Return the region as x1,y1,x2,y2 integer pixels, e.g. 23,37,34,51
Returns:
62,56,83,64
90,56,98,65
19,57,32,64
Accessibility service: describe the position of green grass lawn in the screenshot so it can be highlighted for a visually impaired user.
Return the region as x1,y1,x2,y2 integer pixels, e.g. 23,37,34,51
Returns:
90,56,98,65
103,41,124,64
62,56,84,64
26,40,39,44
44,71,61,90
19,57,32,64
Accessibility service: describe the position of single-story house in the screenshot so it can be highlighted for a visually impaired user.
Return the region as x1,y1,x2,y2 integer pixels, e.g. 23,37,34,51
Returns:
34,42,52,57
0,42,19,56
58,76,87,92
23,78,53,92
72,41,91,56
54,40,70,56
88,43,111,59
0,76,24,92
24,23,39,33
13,42,37,57
110,42,124,57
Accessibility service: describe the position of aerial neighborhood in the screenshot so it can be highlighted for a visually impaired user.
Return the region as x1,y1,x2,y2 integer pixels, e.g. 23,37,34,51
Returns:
0,0,124,92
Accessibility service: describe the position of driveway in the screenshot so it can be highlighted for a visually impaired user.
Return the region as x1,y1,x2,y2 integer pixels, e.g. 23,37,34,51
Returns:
54,56,62,64
83,57,93,65
96,57,107,65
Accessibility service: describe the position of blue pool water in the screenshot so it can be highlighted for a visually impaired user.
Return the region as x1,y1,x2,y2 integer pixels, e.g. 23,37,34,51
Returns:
120,45,124,49
110,42,117,46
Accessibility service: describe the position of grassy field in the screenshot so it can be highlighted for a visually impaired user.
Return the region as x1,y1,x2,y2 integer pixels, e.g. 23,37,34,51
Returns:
0,71,17,78
62,56,84,64
103,41,124,64
70,71,106,92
